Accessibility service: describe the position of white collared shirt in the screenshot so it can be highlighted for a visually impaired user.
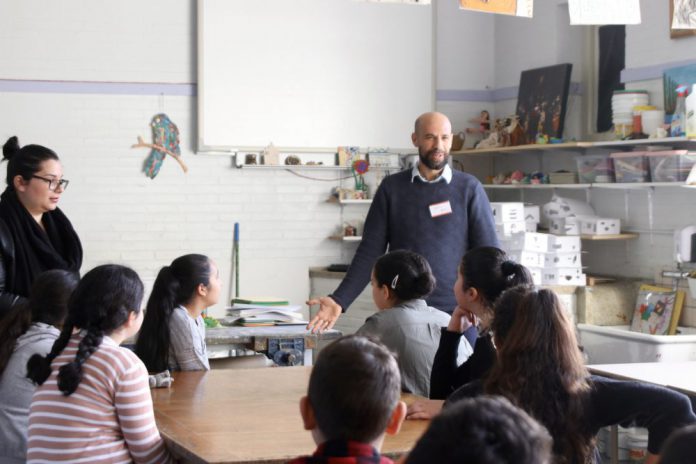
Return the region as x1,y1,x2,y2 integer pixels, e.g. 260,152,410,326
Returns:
410,161,452,184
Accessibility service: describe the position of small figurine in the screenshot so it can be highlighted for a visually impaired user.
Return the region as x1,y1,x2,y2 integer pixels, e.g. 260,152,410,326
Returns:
285,155,301,165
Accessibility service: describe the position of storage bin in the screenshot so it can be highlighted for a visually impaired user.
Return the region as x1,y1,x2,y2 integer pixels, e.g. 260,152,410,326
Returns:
490,202,524,224
610,152,650,183
647,150,696,182
576,155,615,183
577,324,696,363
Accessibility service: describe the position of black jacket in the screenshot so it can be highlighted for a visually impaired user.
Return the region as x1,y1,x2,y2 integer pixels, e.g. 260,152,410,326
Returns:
0,219,26,317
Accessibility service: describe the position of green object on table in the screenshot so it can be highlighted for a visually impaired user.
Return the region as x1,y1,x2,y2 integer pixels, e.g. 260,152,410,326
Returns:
203,316,220,328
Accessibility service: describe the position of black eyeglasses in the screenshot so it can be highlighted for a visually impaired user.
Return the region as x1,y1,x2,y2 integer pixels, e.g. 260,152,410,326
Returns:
31,175,69,191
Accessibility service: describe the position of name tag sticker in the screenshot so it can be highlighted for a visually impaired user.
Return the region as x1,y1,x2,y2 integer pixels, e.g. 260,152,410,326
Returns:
429,201,452,218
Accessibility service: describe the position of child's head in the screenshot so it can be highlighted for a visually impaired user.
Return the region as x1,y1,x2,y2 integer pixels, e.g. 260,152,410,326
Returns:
455,247,532,321
660,424,696,464
27,270,80,328
405,395,552,464
0,269,78,378
136,254,220,372
486,286,591,463
27,264,145,395
300,335,406,447
153,253,220,309
371,250,435,309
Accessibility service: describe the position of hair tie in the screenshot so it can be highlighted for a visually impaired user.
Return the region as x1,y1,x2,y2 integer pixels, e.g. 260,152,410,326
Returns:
391,274,399,289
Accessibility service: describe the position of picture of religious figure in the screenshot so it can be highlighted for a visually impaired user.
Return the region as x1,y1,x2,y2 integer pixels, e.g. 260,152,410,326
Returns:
515,63,572,144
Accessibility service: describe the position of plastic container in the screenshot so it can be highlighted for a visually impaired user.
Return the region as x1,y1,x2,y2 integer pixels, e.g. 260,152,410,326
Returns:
687,84,696,138
610,152,650,182
577,324,696,363
670,85,688,137
641,110,665,138
647,150,696,182
576,155,615,183
627,428,648,463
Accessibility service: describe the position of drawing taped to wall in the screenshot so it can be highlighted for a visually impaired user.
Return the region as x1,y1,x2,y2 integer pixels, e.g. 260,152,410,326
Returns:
670,0,696,37
459,0,533,17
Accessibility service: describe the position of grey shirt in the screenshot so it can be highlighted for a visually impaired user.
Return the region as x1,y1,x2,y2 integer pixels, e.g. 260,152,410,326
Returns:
168,305,210,371
356,299,472,398
0,322,60,462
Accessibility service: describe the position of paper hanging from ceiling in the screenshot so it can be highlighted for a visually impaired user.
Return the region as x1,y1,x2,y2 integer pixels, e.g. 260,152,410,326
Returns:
568,0,641,25
459,0,533,18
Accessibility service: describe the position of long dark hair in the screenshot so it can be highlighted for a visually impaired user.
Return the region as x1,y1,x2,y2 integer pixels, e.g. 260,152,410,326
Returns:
459,246,533,319
135,254,212,373
26,265,144,395
0,270,78,377
2,136,60,190
485,286,592,464
373,250,436,302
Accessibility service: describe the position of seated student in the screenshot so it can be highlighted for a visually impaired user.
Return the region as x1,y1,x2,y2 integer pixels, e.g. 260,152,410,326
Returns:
407,247,532,418
0,270,78,463
446,286,696,464
290,335,407,464
135,254,221,372
355,250,471,398
660,424,696,464
26,264,172,463
404,395,552,464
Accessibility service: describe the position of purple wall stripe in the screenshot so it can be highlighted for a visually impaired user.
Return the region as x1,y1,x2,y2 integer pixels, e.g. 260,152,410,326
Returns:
437,82,583,103
0,79,196,96
621,59,696,83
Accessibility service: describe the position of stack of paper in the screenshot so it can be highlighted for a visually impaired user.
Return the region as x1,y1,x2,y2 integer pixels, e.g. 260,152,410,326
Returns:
225,302,306,326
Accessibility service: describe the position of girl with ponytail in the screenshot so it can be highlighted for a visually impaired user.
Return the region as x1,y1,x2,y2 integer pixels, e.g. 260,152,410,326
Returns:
25,264,172,463
407,246,533,418
135,254,221,372
0,270,77,462
356,250,470,398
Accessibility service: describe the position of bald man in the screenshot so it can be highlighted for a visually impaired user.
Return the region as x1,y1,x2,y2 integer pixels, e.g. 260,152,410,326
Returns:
307,112,498,332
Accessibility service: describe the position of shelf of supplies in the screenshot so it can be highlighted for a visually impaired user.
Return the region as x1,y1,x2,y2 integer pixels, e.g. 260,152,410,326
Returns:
329,235,362,242
484,184,591,189
483,182,692,190
240,164,397,170
580,233,639,241
451,136,694,157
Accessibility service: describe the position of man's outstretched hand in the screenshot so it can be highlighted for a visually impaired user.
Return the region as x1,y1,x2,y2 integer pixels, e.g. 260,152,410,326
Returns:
306,296,342,333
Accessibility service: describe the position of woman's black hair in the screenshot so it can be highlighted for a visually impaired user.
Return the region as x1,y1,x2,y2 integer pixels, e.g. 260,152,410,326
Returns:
459,246,534,307
2,136,60,190
26,265,144,395
0,270,78,378
135,254,212,373
373,250,436,302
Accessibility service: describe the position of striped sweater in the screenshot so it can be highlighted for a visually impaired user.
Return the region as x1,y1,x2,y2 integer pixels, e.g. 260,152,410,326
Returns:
27,332,172,463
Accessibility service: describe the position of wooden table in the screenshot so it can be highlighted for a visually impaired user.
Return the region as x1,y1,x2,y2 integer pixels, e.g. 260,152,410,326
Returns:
588,362,696,464
152,367,429,463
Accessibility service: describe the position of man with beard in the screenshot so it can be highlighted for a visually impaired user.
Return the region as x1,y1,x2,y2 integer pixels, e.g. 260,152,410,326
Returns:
307,112,498,333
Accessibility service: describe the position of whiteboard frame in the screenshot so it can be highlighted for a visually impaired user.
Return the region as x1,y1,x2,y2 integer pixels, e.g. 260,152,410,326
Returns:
196,0,435,154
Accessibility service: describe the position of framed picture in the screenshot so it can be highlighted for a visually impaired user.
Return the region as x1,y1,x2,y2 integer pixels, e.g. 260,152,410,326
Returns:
629,284,685,335
670,0,696,39
515,63,572,144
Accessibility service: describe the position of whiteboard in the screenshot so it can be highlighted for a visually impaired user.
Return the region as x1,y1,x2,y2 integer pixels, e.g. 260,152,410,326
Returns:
198,0,434,152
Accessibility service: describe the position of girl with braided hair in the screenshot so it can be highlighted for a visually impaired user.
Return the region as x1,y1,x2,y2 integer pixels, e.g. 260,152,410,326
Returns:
25,264,172,463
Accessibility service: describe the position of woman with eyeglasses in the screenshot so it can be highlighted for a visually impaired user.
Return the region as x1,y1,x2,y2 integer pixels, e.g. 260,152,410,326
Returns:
0,136,82,318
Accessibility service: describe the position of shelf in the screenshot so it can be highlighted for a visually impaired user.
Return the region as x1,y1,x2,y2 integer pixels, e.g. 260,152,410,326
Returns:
239,164,396,170
451,136,695,157
483,182,692,190
580,233,639,241
329,235,362,242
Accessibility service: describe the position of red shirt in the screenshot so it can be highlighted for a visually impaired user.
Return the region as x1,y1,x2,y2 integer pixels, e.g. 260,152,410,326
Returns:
288,440,394,464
